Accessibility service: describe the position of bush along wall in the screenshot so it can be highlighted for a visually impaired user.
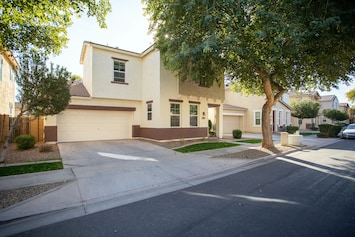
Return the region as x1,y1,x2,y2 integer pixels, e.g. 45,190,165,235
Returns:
233,129,242,139
317,124,343,138
286,126,299,134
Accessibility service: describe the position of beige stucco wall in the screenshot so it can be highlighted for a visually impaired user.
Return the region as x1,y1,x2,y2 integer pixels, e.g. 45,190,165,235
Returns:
179,78,224,101
141,49,162,128
224,89,291,133
0,54,16,116
90,47,143,100
82,44,93,96
225,90,264,133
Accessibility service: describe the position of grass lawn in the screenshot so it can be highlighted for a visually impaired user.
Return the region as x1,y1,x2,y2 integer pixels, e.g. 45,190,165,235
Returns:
174,142,240,153
0,162,63,177
300,132,318,136
236,139,262,144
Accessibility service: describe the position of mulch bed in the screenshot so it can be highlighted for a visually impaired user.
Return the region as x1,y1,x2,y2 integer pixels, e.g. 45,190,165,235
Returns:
2,143,61,164
0,143,63,210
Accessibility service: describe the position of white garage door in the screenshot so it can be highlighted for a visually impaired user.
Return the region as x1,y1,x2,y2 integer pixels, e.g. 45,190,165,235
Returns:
223,115,241,134
57,109,133,142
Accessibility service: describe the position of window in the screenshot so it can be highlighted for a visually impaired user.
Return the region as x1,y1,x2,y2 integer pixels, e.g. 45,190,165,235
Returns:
278,111,282,125
170,103,180,127
254,111,261,126
0,58,2,81
9,103,13,116
147,103,152,120
10,68,14,81
285,111,290,125
113,61,125,82
190,104,198,127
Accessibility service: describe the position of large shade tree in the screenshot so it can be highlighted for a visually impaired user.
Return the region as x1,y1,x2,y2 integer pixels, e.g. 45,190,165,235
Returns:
144,0,355,148
0,0,111,54
0,51,71,162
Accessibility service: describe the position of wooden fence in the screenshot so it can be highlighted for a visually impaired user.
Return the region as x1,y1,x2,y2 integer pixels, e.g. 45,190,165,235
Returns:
0,114,44,143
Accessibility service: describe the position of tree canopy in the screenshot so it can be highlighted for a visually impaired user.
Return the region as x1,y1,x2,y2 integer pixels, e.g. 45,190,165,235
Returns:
0,0,111,54
144,0,355,148
1,51,71,162
347,88,355,103
323,109,349,122
16,51,71,117
291,100,320,120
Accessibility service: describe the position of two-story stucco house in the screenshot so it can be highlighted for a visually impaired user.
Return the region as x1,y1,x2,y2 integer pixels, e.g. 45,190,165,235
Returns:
222,88,292,136
289,91,321,129
44,42,224,142
318,95,339,124
0,51,18,117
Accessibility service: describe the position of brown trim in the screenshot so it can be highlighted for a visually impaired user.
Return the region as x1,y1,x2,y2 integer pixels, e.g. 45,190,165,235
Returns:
111,57,129,62
169,99,183,103
44,126,57,142
132,125,141,137
146,100,153,104
189,101,201,104
133,127,208,140
208,103,221,107
111,81,129,85
67,104,136,111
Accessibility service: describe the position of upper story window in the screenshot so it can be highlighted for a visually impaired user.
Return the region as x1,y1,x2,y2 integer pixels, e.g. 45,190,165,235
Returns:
170,103,181,127
10,68,15,81
113,61,126,83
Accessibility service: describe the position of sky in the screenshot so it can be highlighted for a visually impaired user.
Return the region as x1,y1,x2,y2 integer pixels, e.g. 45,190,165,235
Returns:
49,0,354,105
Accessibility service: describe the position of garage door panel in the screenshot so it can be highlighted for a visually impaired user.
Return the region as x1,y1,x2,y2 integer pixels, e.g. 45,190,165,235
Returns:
58,110,132,142
223,115,241,134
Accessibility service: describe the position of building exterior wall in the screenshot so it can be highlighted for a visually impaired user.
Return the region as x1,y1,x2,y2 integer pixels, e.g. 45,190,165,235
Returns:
90,47,143,100
0,53,17,117
224,89,291,134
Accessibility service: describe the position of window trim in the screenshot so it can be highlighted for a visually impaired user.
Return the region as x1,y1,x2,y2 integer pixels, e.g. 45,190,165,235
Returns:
112,60,126,84
189,104,199,127
254,110,262,126
170,103,181,127
147,102,152,121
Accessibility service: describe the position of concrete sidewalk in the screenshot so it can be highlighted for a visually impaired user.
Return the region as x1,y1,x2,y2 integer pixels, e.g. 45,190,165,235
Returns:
0,134,340,236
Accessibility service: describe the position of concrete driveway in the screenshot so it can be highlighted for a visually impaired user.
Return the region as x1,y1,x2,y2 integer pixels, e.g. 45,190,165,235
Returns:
57,139,253,209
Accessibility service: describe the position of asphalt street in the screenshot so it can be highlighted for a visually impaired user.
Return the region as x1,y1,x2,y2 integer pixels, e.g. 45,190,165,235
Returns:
13,139,355,237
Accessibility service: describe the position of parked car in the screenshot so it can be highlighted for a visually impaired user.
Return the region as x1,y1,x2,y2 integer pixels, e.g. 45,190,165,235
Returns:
338,124,355,139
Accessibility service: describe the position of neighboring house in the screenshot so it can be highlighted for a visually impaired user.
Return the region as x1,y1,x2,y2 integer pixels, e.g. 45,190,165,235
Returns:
45,41,224,143
289,91,321,130
0,51,18,117
339,102,350,124
339,102,350,113
319,95,339,124
222,88,292,136
349,108,355,124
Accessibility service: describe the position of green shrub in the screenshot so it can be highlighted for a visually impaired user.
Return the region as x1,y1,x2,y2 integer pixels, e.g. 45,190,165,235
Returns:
14,134,36,150
232,129,242,139
286,126,299,134
318,124,343,138
329,124,342,137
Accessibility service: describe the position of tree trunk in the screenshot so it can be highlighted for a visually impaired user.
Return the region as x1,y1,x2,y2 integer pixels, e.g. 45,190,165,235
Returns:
261,101,274,148
255,67,287,149
0,113,22,163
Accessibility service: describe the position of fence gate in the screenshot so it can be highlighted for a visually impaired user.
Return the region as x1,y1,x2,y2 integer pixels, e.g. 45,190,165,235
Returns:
0,114,44,143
